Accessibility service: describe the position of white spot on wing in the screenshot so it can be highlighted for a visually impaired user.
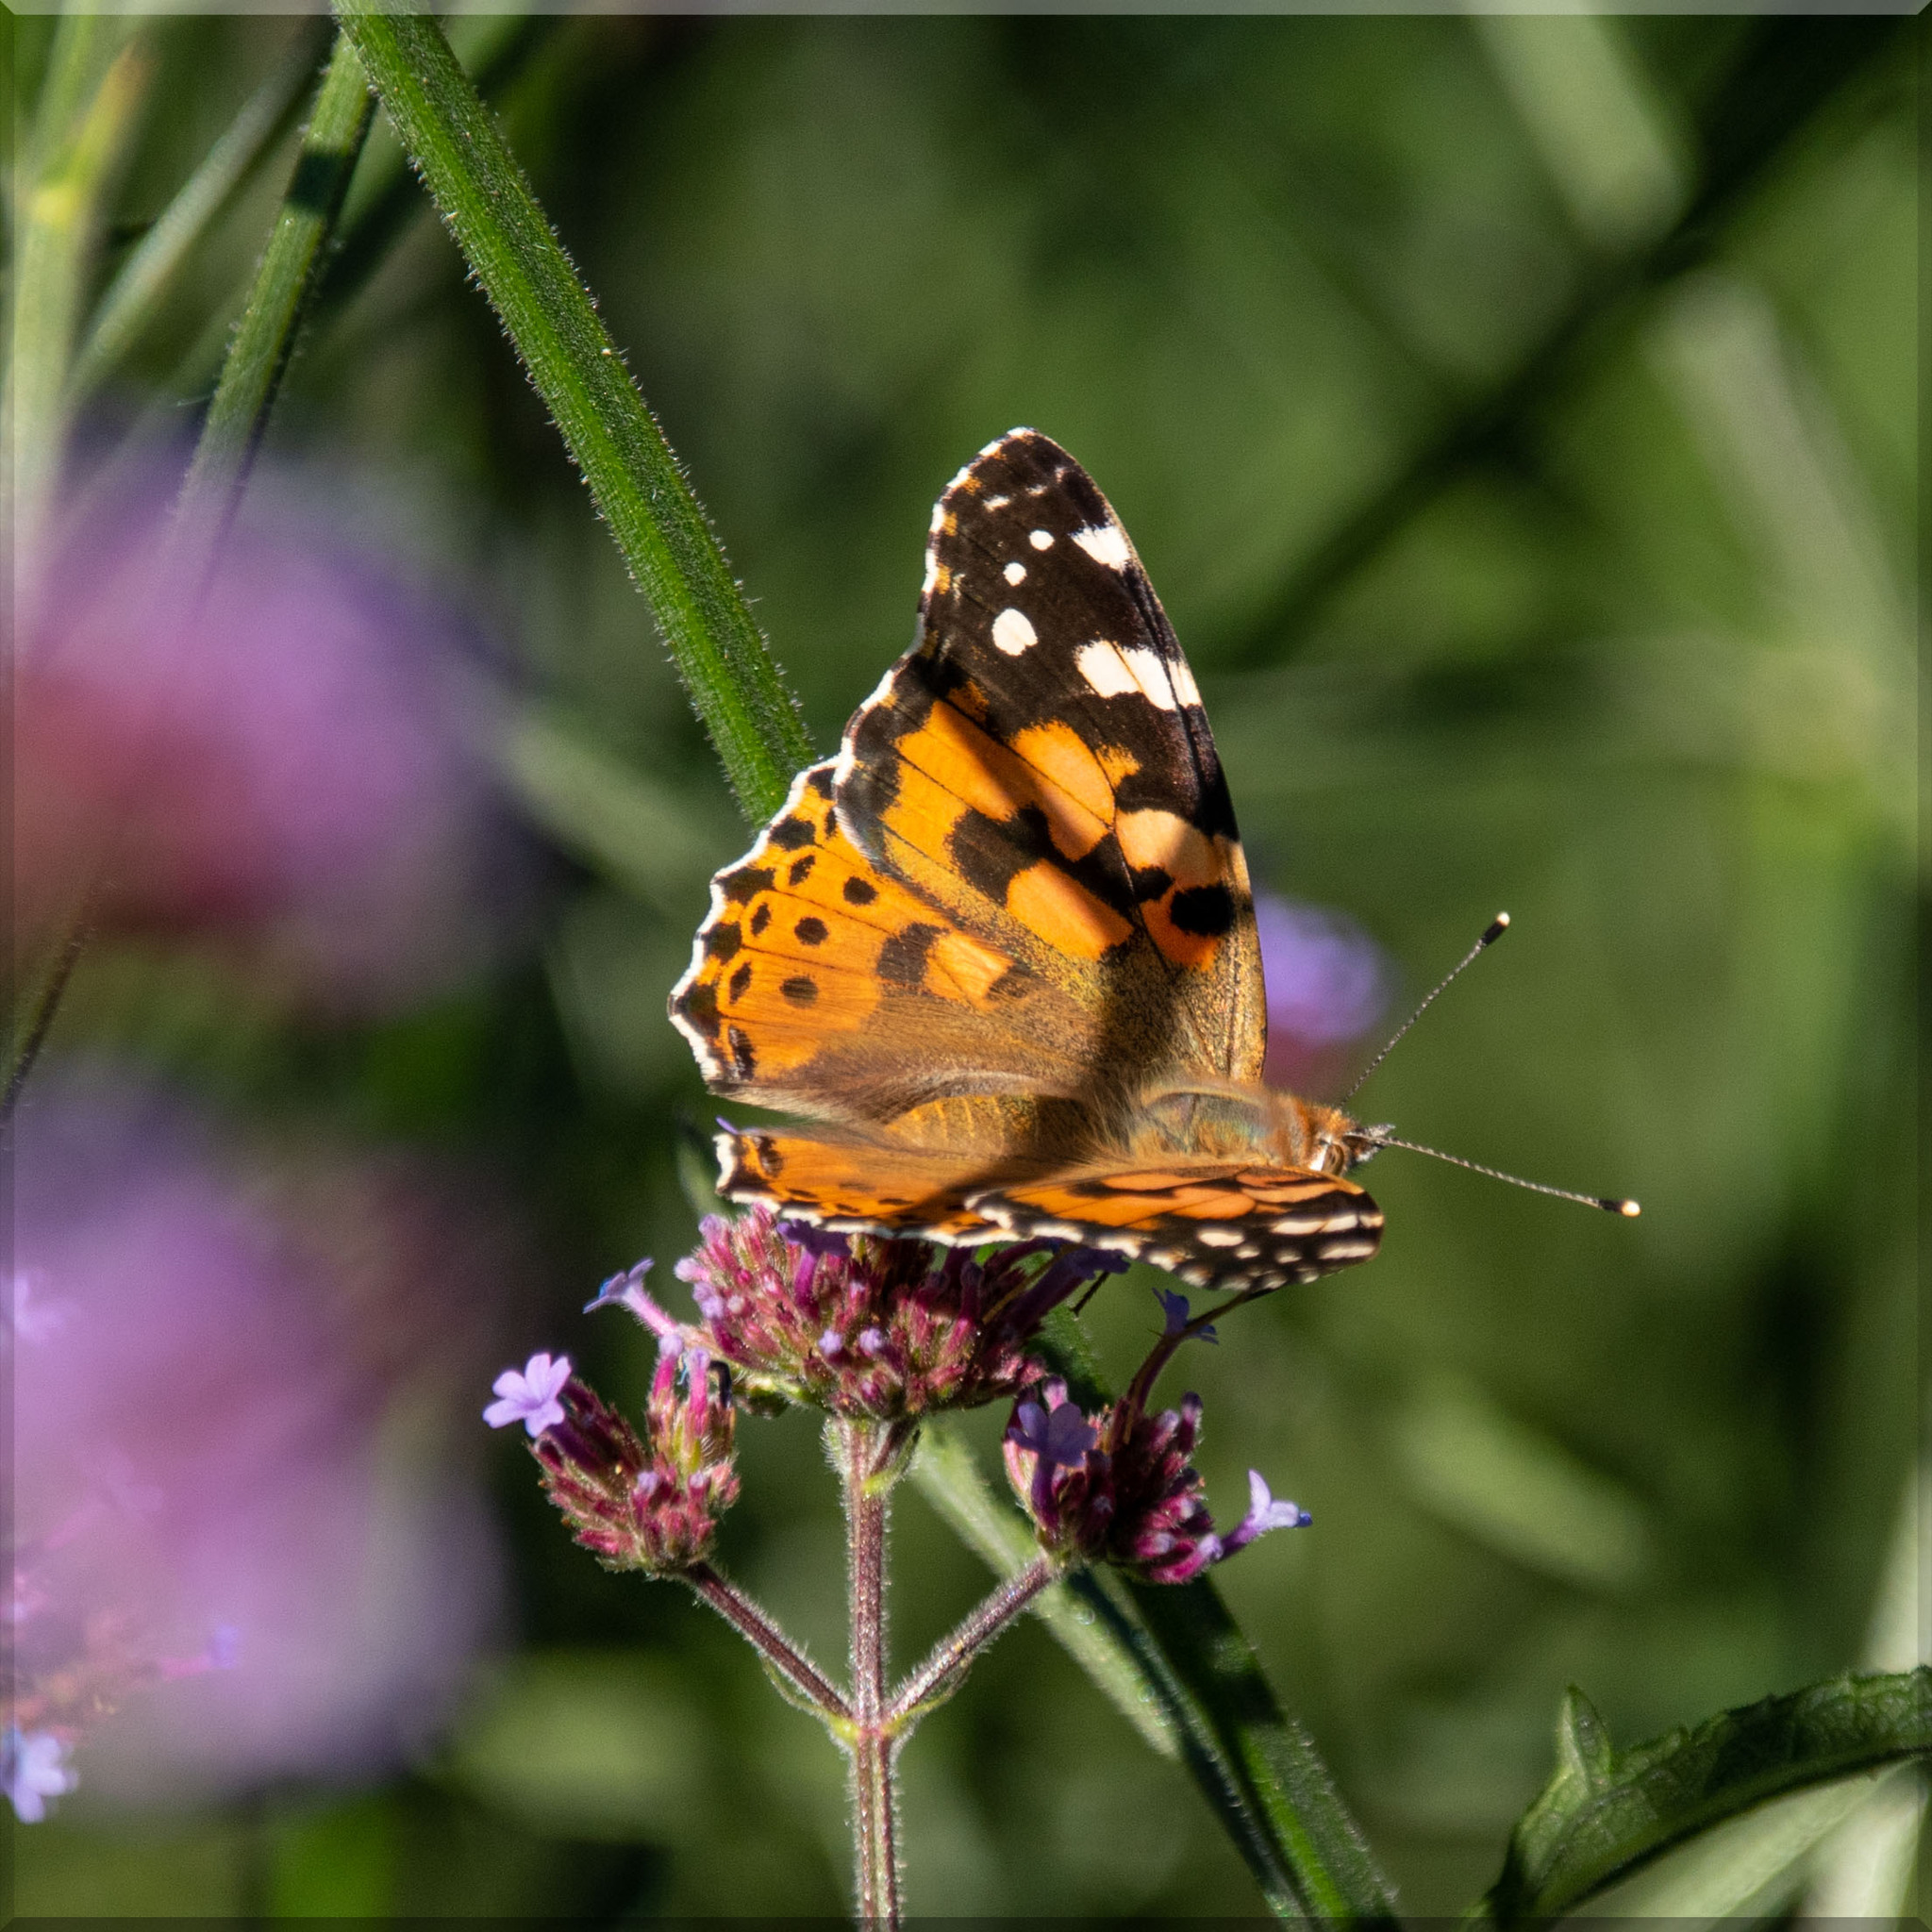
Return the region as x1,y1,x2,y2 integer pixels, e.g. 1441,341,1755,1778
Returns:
983,493,1010,510
1196,1226,1245,1248
1029,530,1055,551
991,608,1037,656
1073,522,1131,569
1004,560,1026,586
1074,640,1177,708
1170,657,1202,707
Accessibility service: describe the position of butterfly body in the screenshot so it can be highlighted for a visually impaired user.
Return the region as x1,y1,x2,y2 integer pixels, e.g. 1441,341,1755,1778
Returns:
671,430,1385,1293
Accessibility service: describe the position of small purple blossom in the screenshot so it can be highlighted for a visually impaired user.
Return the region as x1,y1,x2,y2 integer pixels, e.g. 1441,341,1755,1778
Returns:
1222,1470,1312,1555
583,1257,657,1319
3,1727,76,1823
1155,1285,1217,1343
484,1353,573,1437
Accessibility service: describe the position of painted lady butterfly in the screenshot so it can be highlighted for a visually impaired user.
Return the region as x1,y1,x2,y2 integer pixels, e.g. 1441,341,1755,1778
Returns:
670,429,1386,1294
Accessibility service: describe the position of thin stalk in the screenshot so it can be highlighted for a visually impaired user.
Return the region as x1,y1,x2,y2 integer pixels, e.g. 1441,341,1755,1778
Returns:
2,900,93,1131
838,1419,901,1928
172,27,373,592
888,1555,1057,1723
684,1561,850,1721
333,2,813,824
7,25,150,591
71,20,330,403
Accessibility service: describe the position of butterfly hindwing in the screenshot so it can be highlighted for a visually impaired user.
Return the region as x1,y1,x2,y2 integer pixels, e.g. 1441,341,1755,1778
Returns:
834,430,1265,1093
970,1161,1383,1292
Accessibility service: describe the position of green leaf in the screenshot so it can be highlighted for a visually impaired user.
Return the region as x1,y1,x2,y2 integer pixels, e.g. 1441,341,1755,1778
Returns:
1473,1667,1932,1924
1035,1311,1400,1924
333,3,814,825
1120,1573,1400,1924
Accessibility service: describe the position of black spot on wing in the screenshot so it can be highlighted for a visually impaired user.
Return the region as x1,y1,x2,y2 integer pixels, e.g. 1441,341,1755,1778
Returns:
728,963,752,1000
780,976,818,1006
788,855,816,885
1170,883,1236,938
704,923,742,961
769,816,815,851
722,866,774,904
750,904,772,937
842,876,877,907
727,1026,757,1077
794,916,828,944
877,921,942,989
675,980,720,1040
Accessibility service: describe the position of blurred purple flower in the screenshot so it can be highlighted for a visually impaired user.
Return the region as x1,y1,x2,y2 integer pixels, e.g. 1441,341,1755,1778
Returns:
3,1729,77,1824
1254,891,1391,1091
484,1354,574,1437
13,1069,511,1807
18,454,527,1008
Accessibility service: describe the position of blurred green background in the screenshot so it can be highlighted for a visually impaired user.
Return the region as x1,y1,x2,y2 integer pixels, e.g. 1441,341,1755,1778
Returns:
13,11,1919,1918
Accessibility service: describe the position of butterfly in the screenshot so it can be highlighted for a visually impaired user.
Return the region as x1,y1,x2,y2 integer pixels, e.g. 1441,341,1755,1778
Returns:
669,429,1385,1294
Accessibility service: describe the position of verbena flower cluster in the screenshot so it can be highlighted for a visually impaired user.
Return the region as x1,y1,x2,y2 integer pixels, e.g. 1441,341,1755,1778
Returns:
489,1345,738,1574
1003,1377,1309,1584
487,1206,1312,1588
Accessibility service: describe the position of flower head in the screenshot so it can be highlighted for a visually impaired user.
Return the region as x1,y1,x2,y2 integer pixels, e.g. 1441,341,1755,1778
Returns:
625,1205,1124,1421
3,1728,76,1824
483,1352,574,1437
526,1350,739,1574
1004,1374,1311,1584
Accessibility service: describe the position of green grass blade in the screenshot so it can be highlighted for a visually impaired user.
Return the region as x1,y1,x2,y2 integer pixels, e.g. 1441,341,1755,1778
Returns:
71,21,328,404
7,22,149,579
334,3,812,824
172,26,373,578
1471,1668,1932,1925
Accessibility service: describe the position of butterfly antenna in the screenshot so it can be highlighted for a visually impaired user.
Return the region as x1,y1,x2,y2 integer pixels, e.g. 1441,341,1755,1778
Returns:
1371,1131,1640,1217
1342,914,1511,1103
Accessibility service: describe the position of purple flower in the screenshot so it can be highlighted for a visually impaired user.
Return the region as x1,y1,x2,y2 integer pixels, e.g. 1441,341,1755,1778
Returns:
1154,1284,1216,1343
1255,892,1390,1091
653,1205,1124,1421
583,1258,658,1320
3,1728,77,1823
1222,1470,1313,1555
1004,1371,1314,1584
484,1353,574,1437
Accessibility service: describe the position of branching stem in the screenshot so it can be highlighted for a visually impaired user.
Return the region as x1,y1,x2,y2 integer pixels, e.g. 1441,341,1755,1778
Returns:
684,1562,849,1722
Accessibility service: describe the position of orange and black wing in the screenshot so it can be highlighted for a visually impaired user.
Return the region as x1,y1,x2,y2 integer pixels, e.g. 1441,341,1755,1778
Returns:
970,1161,1382,1292
833,429,1265,1095
670,761,1102,1138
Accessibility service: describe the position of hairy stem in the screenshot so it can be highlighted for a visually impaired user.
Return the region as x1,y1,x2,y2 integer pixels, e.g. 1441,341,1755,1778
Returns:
684,1562,850,1722
888,1555,1058,1724
838,1419,901,1928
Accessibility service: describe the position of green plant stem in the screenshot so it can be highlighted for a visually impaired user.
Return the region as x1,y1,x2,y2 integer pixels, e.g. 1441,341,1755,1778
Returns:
837,1419,902,1929
333,2,813,824
684,1561,850,1721
71,21,330,402
172,27,373,591
888,1555,1058,1723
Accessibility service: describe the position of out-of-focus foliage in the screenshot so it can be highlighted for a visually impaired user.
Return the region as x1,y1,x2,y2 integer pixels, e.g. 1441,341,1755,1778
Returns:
12,13,1918,1918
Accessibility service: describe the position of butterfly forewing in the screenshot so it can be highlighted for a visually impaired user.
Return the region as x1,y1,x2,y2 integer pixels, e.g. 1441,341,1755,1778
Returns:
835,430,1265,1091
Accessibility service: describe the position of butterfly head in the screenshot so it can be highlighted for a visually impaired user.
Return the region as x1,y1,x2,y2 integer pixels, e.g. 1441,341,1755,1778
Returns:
1304,1107,1391,1176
